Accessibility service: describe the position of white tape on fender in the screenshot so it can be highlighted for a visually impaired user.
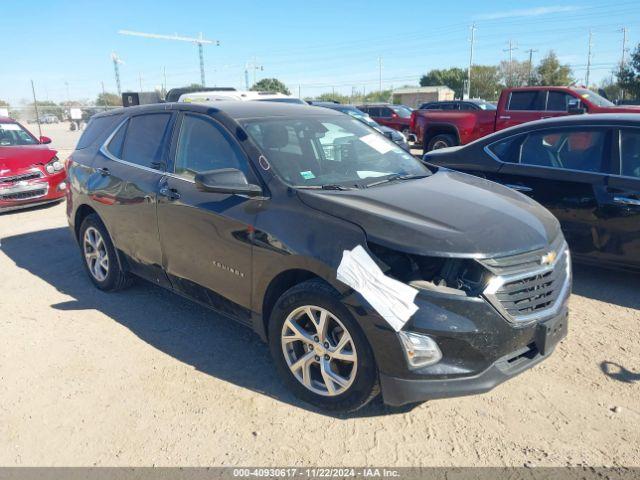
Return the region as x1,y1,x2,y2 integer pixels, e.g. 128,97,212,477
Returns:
337,245,419,331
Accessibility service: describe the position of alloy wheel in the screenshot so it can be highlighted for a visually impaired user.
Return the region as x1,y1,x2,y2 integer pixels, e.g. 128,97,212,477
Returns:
432,140,449,150
83,226,109,282
281,305,358,397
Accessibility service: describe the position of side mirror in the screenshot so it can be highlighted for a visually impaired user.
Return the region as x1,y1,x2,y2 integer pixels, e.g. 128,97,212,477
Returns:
567,100,585,115
39,136,52,144
194,168,262,197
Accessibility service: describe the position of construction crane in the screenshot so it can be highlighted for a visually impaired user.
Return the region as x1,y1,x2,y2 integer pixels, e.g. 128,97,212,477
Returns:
110,52,124,96
118,30,220,87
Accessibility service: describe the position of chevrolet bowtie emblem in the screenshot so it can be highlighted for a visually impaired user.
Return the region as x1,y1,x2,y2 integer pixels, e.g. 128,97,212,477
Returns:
541,250,557,265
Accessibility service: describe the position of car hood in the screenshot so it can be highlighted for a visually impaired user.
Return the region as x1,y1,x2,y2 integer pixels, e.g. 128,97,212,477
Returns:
297,170,561,258
0,145,57,172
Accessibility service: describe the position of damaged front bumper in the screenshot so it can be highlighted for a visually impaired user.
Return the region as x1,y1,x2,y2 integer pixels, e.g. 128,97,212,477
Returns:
344,284,569,407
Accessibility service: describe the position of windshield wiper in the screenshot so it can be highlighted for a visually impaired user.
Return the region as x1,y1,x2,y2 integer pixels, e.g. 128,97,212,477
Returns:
296,184,354,190
363,173,428,188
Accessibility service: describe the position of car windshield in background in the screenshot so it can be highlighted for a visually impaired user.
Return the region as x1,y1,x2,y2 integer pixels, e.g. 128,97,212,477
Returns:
477,102,497,110
0,123,38,146
575,89,615,108
347,112,380,128
390,106,412,118
242,115,427,188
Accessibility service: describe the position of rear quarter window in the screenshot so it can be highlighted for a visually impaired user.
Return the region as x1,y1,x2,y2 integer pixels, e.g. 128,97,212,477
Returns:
508,91,545,111
76,114,122,150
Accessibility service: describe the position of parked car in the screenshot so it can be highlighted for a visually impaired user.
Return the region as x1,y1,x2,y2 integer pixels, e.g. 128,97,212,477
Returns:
424,114,640,271
310,102,410,150
357,104,413,137
412,86,640,152
39,114,60,124
419,100,496,111
67,101,569,411
0,117,66,212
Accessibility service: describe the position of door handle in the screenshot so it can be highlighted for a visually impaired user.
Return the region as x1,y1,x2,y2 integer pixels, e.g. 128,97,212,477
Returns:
159,186,181,200
614,195,640,207
97,167,110,176
499,115,511,120
504,183,533,193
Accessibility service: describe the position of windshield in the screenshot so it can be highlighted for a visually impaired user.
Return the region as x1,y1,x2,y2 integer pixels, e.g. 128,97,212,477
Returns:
347,111,380,129
0,122,38,146
575,89,615,108
390,105,412,118
477,103,497,110
242,115,428,188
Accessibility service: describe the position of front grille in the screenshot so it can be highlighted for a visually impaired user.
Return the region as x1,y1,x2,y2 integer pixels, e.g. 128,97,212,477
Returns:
0,170,43,184
481,238,571,324
0,188,47,201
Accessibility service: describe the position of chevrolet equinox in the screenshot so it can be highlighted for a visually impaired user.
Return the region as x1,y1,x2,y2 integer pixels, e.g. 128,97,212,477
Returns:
67,101,570,412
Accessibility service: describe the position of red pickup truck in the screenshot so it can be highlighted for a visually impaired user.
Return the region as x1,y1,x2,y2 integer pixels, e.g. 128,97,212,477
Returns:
411,86,640,152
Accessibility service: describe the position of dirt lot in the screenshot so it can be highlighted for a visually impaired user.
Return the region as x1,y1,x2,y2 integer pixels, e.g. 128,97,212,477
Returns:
1,124,639,467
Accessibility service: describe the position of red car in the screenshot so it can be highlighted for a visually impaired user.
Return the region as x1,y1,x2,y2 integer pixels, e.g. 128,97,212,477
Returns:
0,117,67,212
357,104,413,137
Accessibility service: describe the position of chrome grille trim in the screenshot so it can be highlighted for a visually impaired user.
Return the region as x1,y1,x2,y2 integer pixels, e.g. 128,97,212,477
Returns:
0,169,43,184
481,240,571,325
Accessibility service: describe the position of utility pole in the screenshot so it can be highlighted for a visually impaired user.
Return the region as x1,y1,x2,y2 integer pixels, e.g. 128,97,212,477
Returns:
526,48,538,85
139,72,143,91
503,40,518,87
466,23,476,99
378,56,383,92
298,84,301,99
101,81,107,110
586,29,593,87
31,80,42,138
162,66,167,95
245,58,263,89
620,27,628,100
111,52,123,96
620,27,628,65
119,30,219,88
64,81,70,103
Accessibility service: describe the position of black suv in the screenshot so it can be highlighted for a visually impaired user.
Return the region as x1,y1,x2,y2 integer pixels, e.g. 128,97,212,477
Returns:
67,101,570,412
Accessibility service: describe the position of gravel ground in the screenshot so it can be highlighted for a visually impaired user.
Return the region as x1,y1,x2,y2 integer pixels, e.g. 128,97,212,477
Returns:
0,124,639,467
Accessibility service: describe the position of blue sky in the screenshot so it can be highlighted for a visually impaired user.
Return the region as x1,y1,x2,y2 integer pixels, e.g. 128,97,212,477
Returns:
1,0,639,104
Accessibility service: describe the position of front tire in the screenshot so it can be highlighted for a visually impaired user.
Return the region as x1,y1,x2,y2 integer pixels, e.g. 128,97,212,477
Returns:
268,279,379,412
79,214,132,291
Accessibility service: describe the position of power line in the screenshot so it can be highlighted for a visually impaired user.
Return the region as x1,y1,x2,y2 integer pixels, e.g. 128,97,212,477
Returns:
525,48,538,84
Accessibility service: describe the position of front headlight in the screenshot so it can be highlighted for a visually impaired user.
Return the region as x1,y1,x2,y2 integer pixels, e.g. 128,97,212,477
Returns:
45,156,64,175
398,331,442,369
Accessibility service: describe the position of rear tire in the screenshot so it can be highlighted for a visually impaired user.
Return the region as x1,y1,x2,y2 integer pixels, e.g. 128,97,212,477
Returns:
268,279,379,412
78,214,132,291
426,133,457,152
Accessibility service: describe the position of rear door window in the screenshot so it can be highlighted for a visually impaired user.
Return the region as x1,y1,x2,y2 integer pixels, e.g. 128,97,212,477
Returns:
620,129,640,178
508,91,545,111
121,113,172,169
546,91,574,112
489,128,612,173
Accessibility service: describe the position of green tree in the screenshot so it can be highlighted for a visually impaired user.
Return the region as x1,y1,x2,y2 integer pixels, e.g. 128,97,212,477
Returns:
616,43,640,99
533,51,573,86
96,92,122,107
499,59,531,88
315,92,351,103
420,68,466,98
470,65,501,100
599,76,623,101
250,78,291,95
0,100,9,107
